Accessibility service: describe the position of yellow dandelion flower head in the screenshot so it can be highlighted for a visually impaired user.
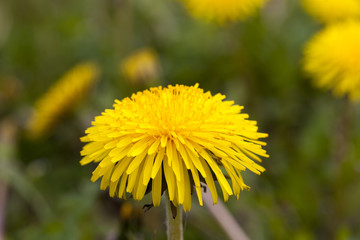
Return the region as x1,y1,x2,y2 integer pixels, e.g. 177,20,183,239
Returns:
303,20,360,101
27,62,100,138
182,0,266,23
120,48,160,85
302,0,360,24
80,84,268,211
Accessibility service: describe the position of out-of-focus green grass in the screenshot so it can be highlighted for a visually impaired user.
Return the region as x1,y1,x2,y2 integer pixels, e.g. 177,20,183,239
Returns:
1,0,360,239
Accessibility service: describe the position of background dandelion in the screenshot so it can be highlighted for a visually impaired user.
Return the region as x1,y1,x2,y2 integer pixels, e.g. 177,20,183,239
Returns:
27,62,100,138
303,21,360,101
120,48,161,86
302,0,360,24
181,0,266,23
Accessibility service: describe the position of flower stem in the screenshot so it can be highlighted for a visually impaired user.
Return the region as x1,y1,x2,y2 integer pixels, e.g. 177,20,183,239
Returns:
165,192,183,240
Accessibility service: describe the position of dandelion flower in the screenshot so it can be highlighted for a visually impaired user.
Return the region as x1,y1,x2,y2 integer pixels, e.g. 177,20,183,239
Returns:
80,84,268,211
120,48,160,86
28,62,100,138
302,0,360,24
182,0,266,24
303,21,360,101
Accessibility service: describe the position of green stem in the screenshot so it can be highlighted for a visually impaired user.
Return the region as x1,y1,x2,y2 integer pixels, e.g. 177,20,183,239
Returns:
165,193,183,240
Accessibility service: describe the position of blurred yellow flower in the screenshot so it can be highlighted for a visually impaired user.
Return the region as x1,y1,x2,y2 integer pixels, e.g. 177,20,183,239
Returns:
304,21,360,101
120,48,160,86
80,84,268,212
182,0,266,23
302,0,360,24
28,62,100,138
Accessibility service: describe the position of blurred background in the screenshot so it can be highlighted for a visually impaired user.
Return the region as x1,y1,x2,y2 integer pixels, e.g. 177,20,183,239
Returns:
1,0,360,239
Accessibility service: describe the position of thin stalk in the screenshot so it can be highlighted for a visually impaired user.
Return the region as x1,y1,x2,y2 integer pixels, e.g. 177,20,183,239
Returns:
165,193,183,240
203,186,250,240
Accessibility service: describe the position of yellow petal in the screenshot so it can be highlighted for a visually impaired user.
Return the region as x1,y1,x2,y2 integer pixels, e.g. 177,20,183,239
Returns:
104,139,120,149
151,147,165,179
128,137,152,157
118,173,128,199
110,145,132,163
111,156,132,182
191,141,232,195
176,159,185,205
184,145,206,178
109,178,119,197
134,164,147,200
188,160,203,206
80,155,92,165
126,150,147,174
199,157,218,204
100,168,112,191
152,166,162,207
163,157,176,201
166,141,175,167
161,135,167,147
148,138,161,154
142,153,156,185
178,143,191,169
182,163,192,212
116,135,134,148
126,167,139,193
